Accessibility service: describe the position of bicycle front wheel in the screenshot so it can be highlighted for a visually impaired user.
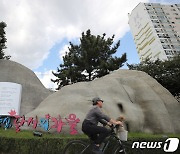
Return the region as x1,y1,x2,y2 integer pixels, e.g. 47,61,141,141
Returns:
63,140,88,154
113,142,143,154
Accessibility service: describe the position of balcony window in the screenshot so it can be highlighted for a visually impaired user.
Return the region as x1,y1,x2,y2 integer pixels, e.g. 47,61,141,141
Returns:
158,34,164,38
154,8,163,12
145,3,151,6
154,24,161,28
157,16,166,19
160,39,168,43
163,45,171,49
150,16,157,19
156,29,164,33
152,19,159,23
148,10,155,14
165,50,174,55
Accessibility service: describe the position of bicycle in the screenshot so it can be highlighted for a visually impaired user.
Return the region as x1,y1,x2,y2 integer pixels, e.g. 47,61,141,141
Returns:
63,125,142,154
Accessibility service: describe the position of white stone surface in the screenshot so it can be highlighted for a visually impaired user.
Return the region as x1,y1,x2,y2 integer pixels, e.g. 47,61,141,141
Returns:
1,59,179,133
25,69,180,134
0,60,52,115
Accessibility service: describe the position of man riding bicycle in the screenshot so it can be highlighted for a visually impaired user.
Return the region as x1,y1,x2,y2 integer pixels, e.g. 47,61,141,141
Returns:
82,97,123,154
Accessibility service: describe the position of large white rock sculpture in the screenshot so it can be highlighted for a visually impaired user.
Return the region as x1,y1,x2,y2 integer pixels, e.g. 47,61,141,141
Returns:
0,60,52,115
25,69,180,134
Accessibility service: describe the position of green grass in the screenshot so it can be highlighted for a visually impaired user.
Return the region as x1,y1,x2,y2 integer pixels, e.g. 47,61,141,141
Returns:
128,132,180,139
0,127,87,139
1,127,180,139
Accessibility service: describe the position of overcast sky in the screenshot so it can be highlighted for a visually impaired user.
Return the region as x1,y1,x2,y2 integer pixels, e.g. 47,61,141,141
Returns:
1,0,179,89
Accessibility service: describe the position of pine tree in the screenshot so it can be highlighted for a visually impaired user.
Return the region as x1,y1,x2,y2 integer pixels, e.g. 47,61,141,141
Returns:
52,29,127,89
0,22,10,60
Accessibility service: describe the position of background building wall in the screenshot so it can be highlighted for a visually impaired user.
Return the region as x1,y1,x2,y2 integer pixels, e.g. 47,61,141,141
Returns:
128,3,180,62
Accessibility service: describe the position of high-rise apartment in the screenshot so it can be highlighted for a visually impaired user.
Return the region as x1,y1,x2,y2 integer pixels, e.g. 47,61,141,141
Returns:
128,3,180,61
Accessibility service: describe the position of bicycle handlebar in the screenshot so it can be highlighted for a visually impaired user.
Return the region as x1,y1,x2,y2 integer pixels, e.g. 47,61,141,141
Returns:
109,124,121,133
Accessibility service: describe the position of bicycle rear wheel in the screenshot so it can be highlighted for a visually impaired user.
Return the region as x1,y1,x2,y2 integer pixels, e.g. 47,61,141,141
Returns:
63,140,88,154
113,142,142,154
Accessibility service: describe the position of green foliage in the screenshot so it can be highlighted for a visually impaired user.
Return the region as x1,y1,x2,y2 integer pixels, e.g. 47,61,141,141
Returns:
127,56,180,98
0,128,180,154
0,137,66,154
0,21,11,60
1,128,180,154
52,29,127,89
0,128,87,154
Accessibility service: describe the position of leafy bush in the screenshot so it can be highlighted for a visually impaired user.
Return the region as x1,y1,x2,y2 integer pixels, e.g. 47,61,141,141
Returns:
0,128,179,154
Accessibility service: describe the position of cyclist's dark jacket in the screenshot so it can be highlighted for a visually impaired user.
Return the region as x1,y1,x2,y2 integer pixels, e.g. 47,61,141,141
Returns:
84,106,111,125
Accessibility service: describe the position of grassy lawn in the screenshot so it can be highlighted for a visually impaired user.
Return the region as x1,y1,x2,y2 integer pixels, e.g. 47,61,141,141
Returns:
1,127,180,139
128,132,180,139
0,127,87,139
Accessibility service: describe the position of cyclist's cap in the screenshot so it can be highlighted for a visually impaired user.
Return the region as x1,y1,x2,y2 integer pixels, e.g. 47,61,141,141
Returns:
92,97,103,105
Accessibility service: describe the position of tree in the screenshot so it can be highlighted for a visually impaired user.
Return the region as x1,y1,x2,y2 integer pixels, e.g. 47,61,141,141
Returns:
0,21,10,60
127,55,180,98
52,29,127,89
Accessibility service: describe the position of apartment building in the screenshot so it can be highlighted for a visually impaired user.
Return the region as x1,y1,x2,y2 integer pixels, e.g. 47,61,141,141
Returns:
128,3,180,61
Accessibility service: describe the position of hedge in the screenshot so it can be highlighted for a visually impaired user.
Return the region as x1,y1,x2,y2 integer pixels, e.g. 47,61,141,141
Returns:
0,136,82,154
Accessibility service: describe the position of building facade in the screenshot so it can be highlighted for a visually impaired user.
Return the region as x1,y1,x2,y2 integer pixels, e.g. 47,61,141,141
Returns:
128,3,180,61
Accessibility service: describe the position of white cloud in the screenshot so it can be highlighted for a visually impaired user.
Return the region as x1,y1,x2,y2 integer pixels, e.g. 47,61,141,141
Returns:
35,70,57,90
1,0,149,70
6,0,176,89
59,44,70,61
